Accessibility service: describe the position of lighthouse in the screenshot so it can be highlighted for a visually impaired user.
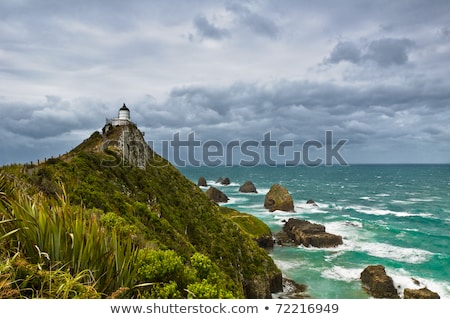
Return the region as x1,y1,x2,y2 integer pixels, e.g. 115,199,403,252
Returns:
110,103,132,126
118,103,130,122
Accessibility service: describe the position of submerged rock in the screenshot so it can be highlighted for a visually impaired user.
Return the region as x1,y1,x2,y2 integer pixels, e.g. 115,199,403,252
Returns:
197,176,207,187
306,199,318,207
360,265,399,298
404,287,440,299
264,184,294,212
216,177,231,185
205,186,229,203
239,181,258,193
276,218,343,248
275,277,310,299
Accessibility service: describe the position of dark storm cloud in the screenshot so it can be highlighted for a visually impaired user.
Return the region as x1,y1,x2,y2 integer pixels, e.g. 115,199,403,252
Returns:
1,96,107,139
226,2,279,39
192,16,230,40
139,79,450,151
442,27,450,38
1,0,450,164
326,38,415,67
364,38,415,66
326,41,362,64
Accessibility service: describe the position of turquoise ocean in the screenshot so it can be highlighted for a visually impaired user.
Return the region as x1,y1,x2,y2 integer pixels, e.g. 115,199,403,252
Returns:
179,164,450,298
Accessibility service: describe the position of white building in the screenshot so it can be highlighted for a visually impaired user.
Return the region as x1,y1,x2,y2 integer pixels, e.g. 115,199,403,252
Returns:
109,103,132,126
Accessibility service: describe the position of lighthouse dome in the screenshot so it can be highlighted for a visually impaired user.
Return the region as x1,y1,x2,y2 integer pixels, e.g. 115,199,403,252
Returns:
118,103,130,121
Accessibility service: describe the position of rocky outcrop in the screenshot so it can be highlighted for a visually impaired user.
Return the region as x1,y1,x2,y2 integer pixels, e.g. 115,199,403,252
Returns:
271,272,284,296
275,277,310,299
239,181,257,193
243,271,283,299
275,218,343,248
216,177,230,185
404,287,440,299
264,184,294,212
360,265,399,298
205,186,229,203
197,176,207,187
255,235,274,249
306,199,318,207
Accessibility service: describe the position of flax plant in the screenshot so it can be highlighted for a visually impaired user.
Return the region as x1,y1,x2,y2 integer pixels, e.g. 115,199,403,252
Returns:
0,174,139,296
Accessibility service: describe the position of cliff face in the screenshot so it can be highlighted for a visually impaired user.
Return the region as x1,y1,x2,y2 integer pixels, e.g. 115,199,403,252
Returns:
0,123,281,298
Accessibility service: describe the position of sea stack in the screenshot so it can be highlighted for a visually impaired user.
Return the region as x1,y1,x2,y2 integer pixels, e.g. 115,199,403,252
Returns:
205,186,229,203
197,176,207,187
239,181,258,193
264,184,294,212
360,265,399,299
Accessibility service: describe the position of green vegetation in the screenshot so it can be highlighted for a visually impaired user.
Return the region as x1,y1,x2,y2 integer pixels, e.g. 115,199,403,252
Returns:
219,206,272,239
0,124,281,298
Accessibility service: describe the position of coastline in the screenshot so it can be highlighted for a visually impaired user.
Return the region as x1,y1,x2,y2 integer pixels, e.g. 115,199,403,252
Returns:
180,164,450,299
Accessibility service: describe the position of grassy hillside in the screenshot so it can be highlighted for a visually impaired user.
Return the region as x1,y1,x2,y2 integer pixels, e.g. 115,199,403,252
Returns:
0,124,281,298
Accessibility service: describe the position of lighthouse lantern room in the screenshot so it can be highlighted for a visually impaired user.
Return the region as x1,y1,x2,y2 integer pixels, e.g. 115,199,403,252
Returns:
110,103,132,126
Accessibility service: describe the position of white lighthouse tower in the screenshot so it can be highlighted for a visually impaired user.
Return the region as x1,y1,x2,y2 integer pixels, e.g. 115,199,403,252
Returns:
118,103,130,122
110,103,132,126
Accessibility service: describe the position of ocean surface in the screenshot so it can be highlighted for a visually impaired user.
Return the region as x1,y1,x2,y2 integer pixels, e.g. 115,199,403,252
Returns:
179,164,450,299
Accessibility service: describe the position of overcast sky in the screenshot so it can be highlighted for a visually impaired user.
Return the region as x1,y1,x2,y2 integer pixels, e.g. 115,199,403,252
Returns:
1,0,450,165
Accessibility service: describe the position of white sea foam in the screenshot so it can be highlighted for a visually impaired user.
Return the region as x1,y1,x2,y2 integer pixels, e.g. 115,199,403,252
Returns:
348,205,433,218
390,199,413,205
357,242,433,264
295,205,324,213
321,266,362,282
375,193,391,197
321,266,450,298
316,219,362,234
407,197,434,202
257,188,271,194
273,259,306,272
306,229,432,264
388,268,450,299
245,203,266,209
296,219,434,264
350,205,406,216
220,196,248,205
207,181,240,187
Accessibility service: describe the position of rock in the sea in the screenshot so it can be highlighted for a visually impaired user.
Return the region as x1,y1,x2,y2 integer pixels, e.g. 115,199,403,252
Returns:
404,287,440,299
264,184,294,212
197,176,207,187
205,186,229,203
306,199,318,207
277,218,343,248
216,177,230,185
360,265,399,298
276,277,310,299
239,181,258,193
